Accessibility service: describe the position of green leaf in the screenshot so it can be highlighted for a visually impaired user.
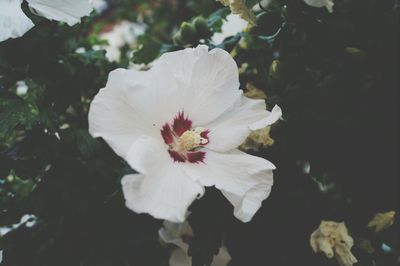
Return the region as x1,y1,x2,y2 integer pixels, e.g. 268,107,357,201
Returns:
61,128,103,157
246,0,260,9
207,8,230,32
0,98,39,143
5,170,35,198
132,36,162,65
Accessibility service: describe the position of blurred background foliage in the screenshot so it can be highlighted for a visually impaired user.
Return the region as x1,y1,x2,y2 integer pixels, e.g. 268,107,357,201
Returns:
0,0,398,265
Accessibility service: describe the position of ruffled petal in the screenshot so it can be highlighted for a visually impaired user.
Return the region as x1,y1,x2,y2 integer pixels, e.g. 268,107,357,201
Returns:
182,149,275,222
97,67,181,129
158,220,193,251
88,69,158,158
205,94,282,152
149,45,242,126
0,0,34,42
121,166,204,223
27,0,93,26
221,179,273,223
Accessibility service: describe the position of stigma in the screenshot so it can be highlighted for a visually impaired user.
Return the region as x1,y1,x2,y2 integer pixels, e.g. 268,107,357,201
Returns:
178,127,209,151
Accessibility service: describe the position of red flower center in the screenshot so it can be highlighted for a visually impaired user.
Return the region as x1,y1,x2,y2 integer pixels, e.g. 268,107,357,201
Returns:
160,111,209,163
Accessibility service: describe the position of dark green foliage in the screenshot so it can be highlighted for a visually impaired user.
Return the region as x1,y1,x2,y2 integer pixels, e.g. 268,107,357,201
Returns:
188,188,233,266
0,0,398,266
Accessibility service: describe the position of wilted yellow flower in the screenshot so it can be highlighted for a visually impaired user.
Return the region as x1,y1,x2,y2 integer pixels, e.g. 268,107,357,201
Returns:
240,126,274,151
241,83,275,151
310,221,358,266
367,211,396,232
244,83,267,99
218,0,256,25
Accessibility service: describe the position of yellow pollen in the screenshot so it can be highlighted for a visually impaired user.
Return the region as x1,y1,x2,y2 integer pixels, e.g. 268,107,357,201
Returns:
178,128,207,151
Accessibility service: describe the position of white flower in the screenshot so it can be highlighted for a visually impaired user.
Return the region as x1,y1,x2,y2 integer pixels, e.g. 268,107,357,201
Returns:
88,45,282,223
304,0,334,13
159,221,231,266
212,14,248,44
0,250,2,264
0,0,93,42
98,21,146,62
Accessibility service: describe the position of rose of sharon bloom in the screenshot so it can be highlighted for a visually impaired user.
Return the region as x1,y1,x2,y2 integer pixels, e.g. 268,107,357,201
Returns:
88,45,282,223
0,0,93,42
159,221,231,266
304,0,334,13
310,221,358,266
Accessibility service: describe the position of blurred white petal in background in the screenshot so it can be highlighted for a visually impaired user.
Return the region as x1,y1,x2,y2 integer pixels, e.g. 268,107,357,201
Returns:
0,0,93,42
90,0,108,14
212,13,247,44
98,21,146,62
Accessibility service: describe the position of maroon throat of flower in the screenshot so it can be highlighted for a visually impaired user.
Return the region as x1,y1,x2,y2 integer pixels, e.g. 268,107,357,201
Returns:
160,111,209,163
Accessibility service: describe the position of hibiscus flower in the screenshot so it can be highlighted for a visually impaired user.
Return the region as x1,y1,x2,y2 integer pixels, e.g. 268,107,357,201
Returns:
0,0,93,42
88,45,282,223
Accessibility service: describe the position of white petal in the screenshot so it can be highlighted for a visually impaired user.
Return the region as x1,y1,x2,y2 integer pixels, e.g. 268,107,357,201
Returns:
160,221,231,266
149,45,242,126
88,69,157,158
205,94,282,152
125,136,168,174
168,245,231,266
169,248,191,266
221,178,273,222
27,0,93,26
121,167,204,223
183,149,275,222
96,67,180,129
304,0,334,12
159,221,193,243
211,246,231,266
89,0,108,14
159,221,192,251
0,0,34,42
212,14,248,44
249,104,282,130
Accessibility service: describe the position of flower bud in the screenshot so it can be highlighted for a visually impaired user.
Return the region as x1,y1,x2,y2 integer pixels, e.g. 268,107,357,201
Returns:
180,22,197,44
172,31,184,45
193,17,211,38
